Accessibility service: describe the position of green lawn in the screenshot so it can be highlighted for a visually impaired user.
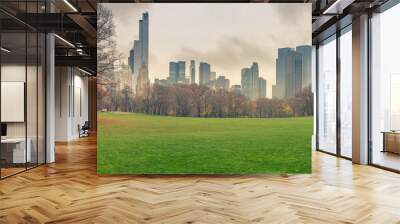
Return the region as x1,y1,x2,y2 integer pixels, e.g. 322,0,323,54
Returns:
97,112,312,174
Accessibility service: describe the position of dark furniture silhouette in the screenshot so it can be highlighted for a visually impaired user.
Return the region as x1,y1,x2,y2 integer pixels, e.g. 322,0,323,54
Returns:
78,121,90,138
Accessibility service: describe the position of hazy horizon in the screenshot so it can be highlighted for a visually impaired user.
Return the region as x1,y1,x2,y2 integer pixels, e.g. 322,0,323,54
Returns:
102,3,311,97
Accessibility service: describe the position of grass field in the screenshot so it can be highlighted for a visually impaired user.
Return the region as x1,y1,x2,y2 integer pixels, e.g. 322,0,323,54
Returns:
98,112,312,174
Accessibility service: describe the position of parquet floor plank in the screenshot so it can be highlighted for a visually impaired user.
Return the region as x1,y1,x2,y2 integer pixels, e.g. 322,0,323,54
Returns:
0,135,400,223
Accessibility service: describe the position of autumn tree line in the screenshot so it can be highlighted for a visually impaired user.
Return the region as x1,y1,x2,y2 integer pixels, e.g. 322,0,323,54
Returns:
98,83,313,118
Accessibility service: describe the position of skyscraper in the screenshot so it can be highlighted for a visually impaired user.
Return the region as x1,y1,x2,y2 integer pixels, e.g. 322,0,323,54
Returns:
136,63,150,97
199,62,211,85
273,48,291,99
190,60,195,84
168,61,186,84
241,68,252,98
178,61,186,82
132,40,141,75
128,49,134,72
215,76,230,90
272,46,307,99
250,63,259,99
285,51,302,99
128,12,149,94
210,71,216,81
241,62,265,100
296,45,312,88
169,62,179,83
139,12,149,68
258,77,267,98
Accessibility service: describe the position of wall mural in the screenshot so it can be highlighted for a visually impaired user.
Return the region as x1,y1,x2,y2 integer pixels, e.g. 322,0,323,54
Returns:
97,3,313,174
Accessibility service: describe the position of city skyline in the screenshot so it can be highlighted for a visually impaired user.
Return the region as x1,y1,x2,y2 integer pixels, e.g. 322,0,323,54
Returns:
104,3,311,98
125,11,310,100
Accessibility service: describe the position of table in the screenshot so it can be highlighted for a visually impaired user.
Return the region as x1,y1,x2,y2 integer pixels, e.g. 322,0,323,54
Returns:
1,138,31,164
381,131,400,154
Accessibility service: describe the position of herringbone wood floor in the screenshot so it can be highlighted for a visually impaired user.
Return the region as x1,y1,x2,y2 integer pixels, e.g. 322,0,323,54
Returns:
1,135,400,224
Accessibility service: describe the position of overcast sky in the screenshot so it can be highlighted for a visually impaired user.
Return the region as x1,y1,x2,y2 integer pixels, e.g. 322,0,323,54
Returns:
101,3,311,97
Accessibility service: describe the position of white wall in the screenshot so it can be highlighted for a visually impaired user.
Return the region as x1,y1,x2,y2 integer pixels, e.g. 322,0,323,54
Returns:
55,67,89,141
1,65,25,81
70,72,89,138
55,67,70,141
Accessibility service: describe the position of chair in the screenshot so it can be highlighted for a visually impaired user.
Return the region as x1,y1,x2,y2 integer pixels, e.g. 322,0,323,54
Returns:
79,121,90,138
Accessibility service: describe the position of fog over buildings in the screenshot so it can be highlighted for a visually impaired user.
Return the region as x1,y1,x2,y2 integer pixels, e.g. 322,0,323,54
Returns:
105,3,311,98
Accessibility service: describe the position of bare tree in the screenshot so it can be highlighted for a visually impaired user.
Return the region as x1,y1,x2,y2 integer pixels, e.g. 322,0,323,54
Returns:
288,86,313,116
97,4,120,85
189,84,208,117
